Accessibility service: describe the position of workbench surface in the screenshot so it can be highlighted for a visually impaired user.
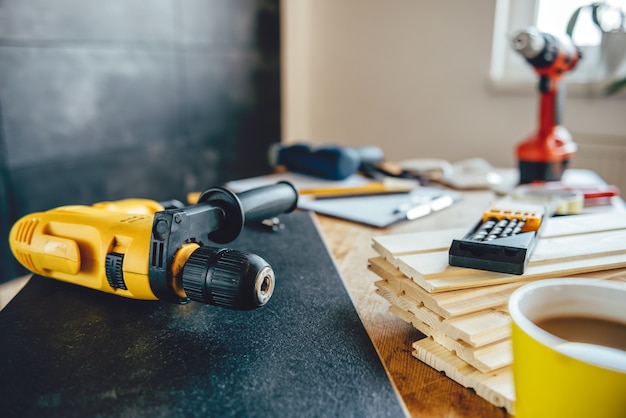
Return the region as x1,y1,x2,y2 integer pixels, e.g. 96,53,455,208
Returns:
316,188,626,418
2,183,625,417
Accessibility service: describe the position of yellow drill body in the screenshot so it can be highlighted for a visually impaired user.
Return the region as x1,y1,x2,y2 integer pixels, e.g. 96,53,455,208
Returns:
9,200,163,300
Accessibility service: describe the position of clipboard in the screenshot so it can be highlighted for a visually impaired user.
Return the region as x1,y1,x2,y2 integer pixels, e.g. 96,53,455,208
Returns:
298,187,462,228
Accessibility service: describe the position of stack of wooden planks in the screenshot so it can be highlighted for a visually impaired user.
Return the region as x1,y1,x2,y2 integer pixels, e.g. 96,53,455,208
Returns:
369,211,626,414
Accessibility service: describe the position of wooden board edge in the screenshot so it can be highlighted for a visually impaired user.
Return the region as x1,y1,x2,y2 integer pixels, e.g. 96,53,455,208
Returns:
412,338,515,415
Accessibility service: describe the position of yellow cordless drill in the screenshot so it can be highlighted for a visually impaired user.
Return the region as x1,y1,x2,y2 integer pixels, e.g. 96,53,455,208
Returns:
9,182,298,310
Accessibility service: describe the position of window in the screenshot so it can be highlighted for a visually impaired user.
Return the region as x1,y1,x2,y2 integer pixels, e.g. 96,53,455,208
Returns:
491,0,626,91
538,0,626,46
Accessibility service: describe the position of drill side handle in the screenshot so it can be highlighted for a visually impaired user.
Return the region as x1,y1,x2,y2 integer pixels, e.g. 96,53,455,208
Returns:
196,181,298,243
237,181,298,224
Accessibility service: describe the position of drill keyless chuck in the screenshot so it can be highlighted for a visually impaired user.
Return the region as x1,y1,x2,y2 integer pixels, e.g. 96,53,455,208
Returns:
181,246,275,310
512,28,545,60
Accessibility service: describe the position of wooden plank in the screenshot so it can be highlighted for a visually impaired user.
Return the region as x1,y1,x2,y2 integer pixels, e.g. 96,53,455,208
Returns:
531,229,626,265
398,228,626,279
405,253,626,293
375,265,626,350
369,256,525,318
371,212,626,293
388,304,512,373
540,211,626,238
376,280,511,347
371,211,626,258
371,228,465,261
375,271,626,373
413,338,515,415
373,264,626,371
370,256,626,318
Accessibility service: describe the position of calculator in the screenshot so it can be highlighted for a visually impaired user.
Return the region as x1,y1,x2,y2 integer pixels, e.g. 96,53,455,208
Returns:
448,204,547,275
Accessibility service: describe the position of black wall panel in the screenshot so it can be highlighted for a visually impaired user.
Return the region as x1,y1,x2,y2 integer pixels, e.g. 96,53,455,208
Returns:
0,0,281,281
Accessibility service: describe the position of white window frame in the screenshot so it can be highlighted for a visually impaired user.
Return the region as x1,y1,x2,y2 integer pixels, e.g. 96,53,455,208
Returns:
490,0,621,95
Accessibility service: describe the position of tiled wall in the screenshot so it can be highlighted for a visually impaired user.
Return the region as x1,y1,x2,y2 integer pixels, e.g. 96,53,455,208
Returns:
0,0,281,281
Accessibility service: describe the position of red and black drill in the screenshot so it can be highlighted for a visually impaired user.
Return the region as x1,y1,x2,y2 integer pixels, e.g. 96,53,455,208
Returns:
512,27,582,184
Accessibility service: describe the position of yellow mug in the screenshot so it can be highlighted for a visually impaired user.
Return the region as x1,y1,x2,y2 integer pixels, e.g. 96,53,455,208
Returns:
509,278,626,418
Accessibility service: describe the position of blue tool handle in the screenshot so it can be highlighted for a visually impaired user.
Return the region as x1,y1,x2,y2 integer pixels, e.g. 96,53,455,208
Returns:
273,144,361,180
238,181,298,224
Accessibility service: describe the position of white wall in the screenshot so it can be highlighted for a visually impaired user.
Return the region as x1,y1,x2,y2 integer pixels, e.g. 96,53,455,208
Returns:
281,0,626,169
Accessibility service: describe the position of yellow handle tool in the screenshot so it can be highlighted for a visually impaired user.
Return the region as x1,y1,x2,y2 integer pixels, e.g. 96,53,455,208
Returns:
9,182,298,310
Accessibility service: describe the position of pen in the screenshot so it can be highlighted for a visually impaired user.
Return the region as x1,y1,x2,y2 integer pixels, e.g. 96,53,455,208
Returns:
393,196,430,214
393,194,455,220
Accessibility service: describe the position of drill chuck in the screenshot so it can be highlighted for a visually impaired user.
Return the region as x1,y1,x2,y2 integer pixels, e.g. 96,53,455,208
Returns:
512,28,545,60
181,246,275,310
512,27,580,73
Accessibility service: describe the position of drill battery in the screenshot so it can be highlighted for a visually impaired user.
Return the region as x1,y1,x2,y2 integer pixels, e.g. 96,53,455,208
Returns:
448,203,547,275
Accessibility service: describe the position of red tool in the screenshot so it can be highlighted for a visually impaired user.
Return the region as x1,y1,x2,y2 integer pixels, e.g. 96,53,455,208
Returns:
512,27,582,184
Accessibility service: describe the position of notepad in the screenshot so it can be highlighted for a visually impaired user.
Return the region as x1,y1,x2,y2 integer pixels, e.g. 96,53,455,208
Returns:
298,187,462,228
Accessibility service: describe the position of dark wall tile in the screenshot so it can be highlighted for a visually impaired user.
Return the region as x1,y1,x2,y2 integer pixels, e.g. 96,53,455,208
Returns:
180,0,259,46
177,47,280,181
181,49,260,145
9,142,223,214
0,47,181,169
0,0,176,43
0,167,23,280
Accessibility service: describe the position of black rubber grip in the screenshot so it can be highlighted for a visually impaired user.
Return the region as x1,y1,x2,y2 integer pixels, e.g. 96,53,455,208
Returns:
237,181,298,224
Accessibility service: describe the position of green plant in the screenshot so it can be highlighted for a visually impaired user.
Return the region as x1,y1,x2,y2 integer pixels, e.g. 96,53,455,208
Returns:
606,76,626,94
567,2,626,95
